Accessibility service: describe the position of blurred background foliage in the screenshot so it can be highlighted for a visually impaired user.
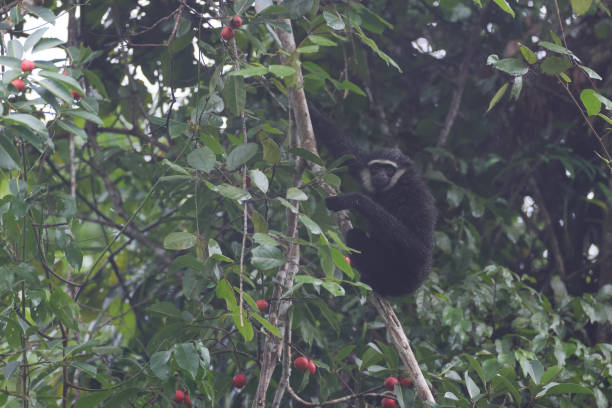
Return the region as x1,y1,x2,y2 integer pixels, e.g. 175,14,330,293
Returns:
0,0,610,407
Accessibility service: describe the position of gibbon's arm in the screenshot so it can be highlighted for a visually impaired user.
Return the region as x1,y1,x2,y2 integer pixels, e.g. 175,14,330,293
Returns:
326,192,429,256
308,103,365,172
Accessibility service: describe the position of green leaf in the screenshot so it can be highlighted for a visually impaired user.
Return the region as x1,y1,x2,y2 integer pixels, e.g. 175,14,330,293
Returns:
71,361,97,378
321,281,345,296
539,41,575,57
187,146,216,172
50,289,80,330
252,233,279,246
3,113,46,133
57,119,87,141
38,71,85,94
464,371,481,399
308,35,337,46
578,64,602,80
526,359,544,384
216,279,238,312
222,76,246,116
7,40,23,59
65,240,83,271
208,238,233,262
298,214,322,235
510,76,523,101
251,245,286,270
487,83,508,112
74,391,110,408
0,56,21,70
297,45,319,54
24,27,48,51
540,56,572,75
353,25,402,73
149,351,171,380
146,302,183,318
570,0,592,16
540,366,563,385
27,6,56,24
234,0,255,14
232,310,254,341
32,38,64,53
163,232,197,250
519,44,537,64
162,158,191,175
330,247,354,278
37,78,73,103
286,187,308,201
340,80,366,96
226,143,258,171
0,132,20,170
323,10,345,30
269,64,296,78
492,58,528,76
174,343,199,380
250,312,281,338
276,197,298,213
580,89,601,116
213,183,252,202
4,361,20,379
64,109,104,125
249,169,268,193
537,383,594,397
261,137,281,163
229,66,269,78
492,0,515,17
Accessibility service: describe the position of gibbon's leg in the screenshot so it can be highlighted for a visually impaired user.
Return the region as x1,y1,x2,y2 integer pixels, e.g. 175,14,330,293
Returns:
345,228,368,267
326,193,428,257
345,228,383,290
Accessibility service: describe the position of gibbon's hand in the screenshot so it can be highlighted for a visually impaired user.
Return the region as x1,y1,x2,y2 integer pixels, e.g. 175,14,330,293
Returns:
325,193,361,211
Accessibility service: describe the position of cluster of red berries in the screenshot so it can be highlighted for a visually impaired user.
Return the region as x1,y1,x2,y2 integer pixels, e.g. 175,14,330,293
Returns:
10,59,82,101
221,15,243,40
173,390,191,406
294,356,316,375
380,376,413,407
10,60,34,92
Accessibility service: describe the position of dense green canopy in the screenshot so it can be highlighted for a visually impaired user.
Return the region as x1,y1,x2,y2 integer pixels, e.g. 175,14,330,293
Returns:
0,1,610,407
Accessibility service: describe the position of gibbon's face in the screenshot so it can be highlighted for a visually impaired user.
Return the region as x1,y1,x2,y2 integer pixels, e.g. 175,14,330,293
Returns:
360,159,406,193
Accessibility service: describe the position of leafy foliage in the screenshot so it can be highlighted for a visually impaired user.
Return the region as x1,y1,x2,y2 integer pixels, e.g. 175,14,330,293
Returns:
0,1,611,408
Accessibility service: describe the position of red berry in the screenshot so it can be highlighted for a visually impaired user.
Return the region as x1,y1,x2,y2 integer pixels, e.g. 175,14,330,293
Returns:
174,390,185,402
255,299,268,312
345,256,351,265
70,89,83,100
233,373,247,388
230,16,243,29
184,392,191,407
294,356,309,372
221,26,235,40
10,79,25,92
21,60,35,72
382,398,397,408
383,376,399,390
307,359,316,375
399,377,413,387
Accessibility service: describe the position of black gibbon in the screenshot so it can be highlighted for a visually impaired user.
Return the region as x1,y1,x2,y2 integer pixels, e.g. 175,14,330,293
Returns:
309,104,436,296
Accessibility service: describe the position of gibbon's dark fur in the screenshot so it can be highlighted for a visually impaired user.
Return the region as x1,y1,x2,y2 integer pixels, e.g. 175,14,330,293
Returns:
310,104,436,296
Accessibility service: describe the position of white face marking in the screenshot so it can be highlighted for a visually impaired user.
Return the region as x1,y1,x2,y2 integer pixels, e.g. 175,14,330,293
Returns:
360,165,406,193
360,168,375,193
367,159,398,168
